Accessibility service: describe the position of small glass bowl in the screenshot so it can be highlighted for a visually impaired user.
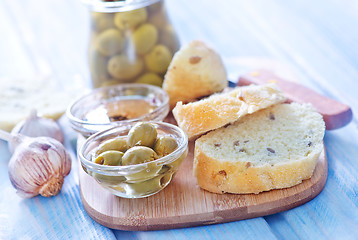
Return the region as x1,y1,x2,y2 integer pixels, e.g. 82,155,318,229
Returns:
66,84,169,136
78,121,188,198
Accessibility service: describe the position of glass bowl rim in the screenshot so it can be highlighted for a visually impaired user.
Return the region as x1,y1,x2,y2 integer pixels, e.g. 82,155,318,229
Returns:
78,121,188,175
66,83,169,127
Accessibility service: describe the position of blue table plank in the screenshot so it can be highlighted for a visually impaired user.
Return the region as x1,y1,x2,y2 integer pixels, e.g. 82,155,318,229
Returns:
114,218,278,240
0,4,36,77
0,135,117,240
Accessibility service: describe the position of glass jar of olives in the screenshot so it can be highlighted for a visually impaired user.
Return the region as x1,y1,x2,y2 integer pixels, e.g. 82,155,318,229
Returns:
79,121,188,198
84,0,180,88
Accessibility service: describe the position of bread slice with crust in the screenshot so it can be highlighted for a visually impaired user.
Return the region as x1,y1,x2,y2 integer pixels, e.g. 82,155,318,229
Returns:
193,102,325,194
172,83,286,140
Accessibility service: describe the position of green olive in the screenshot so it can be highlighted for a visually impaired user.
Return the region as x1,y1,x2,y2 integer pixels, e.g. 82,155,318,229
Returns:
94,150,124,166
121,146,158,165
158,24,180,54
107,54,144,80
92,173,126,185
154,136,178,158
126,161,162,182
127,122,157,147
144,44,172,74
132,23,158,55
168,150,187,170
88,46,110,88
95,28,125,56
125,172,173,195
135,72,163,87
96,137,128,155
113,8,147,30
111,184,126,193
147,9,167,30
91,12,115,32
146,1,163,15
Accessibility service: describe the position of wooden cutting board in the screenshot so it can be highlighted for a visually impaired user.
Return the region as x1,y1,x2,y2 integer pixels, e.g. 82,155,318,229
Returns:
79,70,339,230
78,137,327,231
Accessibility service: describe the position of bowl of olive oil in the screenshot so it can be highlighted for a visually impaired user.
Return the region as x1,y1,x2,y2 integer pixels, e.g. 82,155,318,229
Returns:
67,83,169,136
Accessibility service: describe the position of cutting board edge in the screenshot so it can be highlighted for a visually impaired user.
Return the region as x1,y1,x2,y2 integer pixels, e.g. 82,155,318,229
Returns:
79,147,327,231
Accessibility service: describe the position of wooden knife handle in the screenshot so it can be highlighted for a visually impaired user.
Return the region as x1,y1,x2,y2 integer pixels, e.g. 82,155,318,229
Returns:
238,70,353,130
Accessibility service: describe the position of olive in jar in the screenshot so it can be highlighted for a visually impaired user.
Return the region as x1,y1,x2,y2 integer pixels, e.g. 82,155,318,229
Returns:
91,12,115,32
158,25,180,54
144,44,172,74
88,47,110,88
107,54,144,80
135,72,163,87
113,8,148,30
147,8,167,30
95,28,126,56
132,23,158,55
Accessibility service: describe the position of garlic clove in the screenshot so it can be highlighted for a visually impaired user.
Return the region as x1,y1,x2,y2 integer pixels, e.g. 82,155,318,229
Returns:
8,136,71,198
10,110,64,153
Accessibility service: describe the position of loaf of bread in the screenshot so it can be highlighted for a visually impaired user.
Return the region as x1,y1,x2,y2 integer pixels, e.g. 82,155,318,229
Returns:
172,83,286,139
194,102,325,194
163,40,228,109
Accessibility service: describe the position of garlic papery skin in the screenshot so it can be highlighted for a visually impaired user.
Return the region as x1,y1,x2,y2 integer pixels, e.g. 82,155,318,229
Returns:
8,135,71,198
10,110,64,152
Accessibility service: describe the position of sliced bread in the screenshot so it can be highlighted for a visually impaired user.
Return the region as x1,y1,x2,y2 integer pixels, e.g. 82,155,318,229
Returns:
172,83,286,140
193,102,325,194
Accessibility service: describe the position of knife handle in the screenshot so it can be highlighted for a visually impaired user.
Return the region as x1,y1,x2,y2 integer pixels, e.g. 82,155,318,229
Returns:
238,70,352,130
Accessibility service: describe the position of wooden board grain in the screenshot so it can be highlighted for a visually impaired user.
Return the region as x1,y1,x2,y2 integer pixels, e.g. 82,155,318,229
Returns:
78,137,327,231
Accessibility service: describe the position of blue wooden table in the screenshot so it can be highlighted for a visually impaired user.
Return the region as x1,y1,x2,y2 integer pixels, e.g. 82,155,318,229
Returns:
1,0,358,239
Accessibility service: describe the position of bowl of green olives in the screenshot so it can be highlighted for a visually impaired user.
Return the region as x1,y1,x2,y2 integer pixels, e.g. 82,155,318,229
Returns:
78,121,188,198
67,83,169,136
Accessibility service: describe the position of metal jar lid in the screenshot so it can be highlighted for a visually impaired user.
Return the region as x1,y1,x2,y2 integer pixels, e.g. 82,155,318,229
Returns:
83,0,161,12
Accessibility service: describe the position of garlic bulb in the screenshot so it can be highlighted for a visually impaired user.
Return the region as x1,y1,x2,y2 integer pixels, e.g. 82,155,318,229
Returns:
0,129,71,198
11,109,64,146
